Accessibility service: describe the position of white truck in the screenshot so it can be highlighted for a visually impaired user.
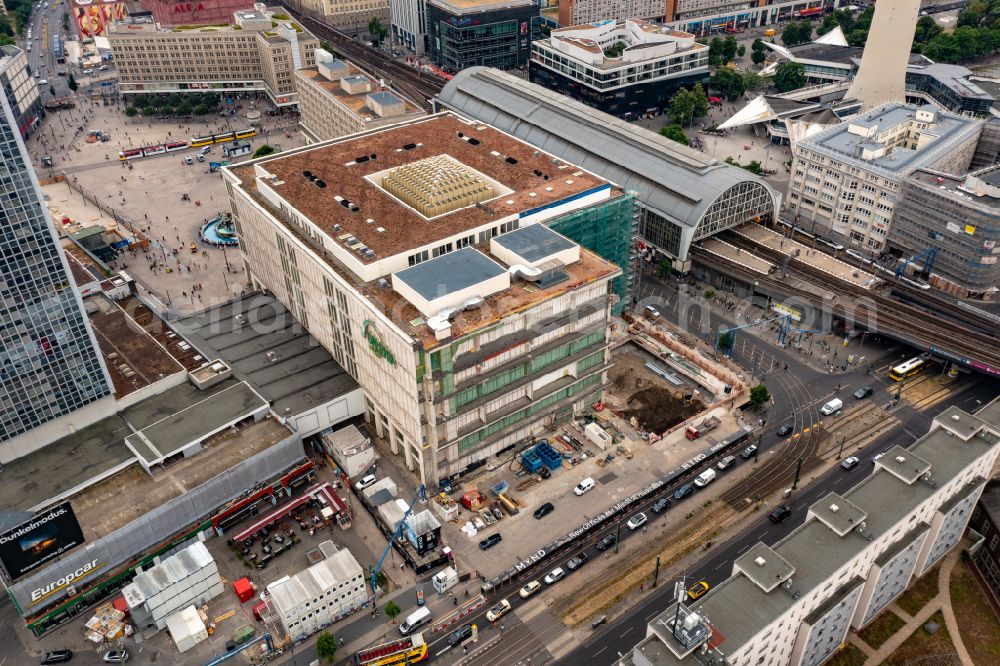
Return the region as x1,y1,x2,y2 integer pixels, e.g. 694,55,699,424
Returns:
820,398,843,415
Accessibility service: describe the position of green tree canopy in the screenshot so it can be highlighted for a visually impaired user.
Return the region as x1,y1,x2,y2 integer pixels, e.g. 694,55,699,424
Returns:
253,144,276,158
690,82,709,118
708,37,725,66
669,88,696,126
751,49,767,66
710,68,746,100
781,21,813,46
384,601,402,623
736,44,746,58
722,35,738,62
773,62,806,93
67,72,78,92
142,105,157,117
914,15,943,44
369,17,388,44
749,384,770,408
659,124,688,145
316,631,337,663
125,106,139,117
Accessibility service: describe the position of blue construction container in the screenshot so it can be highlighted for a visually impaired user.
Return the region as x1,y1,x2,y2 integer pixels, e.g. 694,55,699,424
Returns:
534,441,563,470
521,448,542,473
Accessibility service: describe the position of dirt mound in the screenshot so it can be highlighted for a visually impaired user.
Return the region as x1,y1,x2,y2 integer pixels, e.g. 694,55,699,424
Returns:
623,387,703,433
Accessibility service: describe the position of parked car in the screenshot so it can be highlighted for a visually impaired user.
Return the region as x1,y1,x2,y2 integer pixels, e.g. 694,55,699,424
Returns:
479,533,502,550
533,502,554,519
627,512,648,530
741,444,758,459
566,552,589,570
872,452,886,464
519,580,541,598
574,477,595,495
183,156,193,165
687,581,710,600
543,567,566,584
486,599,511,622
777,424,794,437
673,484,694,500
595,533,617,551
841,456,860,470
716,455,736,470
854,386,874,399
354,474,377,491
448,624,474,646
40,652,73,665
102,649,129,663
196,154,205,162
769,505,792,523
651,497,671,514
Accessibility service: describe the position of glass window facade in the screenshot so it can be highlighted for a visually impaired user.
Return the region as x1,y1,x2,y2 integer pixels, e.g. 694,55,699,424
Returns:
0,94,112,441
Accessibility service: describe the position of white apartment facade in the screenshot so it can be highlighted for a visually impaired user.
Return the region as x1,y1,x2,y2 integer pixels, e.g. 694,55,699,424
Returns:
267,545,366,640
295,50,426,143
391,0,428,54
787,103,981,252
281,0,390,35
108,7,319,106
223,112,625,486
624,402,1000,666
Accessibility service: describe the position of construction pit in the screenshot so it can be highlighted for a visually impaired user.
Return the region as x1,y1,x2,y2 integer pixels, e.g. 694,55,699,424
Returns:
438,319,752,581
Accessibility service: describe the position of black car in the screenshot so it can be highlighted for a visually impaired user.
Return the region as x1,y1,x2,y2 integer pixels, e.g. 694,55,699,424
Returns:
777,424,794,437
40,652,73,665
769,505,792,523
566,552,589,570
448,623,474,646
741,444,758,459
533,502,555,519
225,641,239,652
673,484,694,500
651,497,671,514
854,386,874,399
479,533,502,550
595,533,618,551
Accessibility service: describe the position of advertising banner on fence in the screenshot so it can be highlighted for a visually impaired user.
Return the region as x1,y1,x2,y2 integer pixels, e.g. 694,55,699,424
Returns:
0,502,85,581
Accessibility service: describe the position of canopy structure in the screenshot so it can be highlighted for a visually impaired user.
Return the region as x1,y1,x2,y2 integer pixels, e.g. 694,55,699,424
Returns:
814,26,848,47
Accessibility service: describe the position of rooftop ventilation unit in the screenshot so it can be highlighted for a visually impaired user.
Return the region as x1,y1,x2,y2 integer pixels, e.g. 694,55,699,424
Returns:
403,143,417,150
333,224,341,232
267,350,279,363
376,278,389,289
754,556,767,567
356,155,370,164
505,156,518,165
315,180,326,188
829,504,840,513
303,170,312,178
895,455,906,463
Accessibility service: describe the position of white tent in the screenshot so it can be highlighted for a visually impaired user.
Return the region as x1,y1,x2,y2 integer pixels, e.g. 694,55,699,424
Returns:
718,96,779,130
814,26,849,47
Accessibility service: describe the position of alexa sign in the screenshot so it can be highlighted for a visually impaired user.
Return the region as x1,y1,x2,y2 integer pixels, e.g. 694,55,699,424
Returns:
362,320,396,366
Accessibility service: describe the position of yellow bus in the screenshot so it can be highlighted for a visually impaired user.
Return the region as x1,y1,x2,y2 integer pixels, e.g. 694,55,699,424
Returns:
889,356,928,381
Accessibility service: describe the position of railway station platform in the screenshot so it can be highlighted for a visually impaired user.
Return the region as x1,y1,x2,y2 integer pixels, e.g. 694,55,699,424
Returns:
734,224,877,289
698,238,775,276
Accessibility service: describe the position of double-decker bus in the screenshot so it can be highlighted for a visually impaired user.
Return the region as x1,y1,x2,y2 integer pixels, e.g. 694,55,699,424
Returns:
354,633,428,666
889,355,929,382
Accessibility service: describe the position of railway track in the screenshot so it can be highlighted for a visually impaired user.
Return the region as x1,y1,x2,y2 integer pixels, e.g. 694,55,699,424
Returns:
710,232,1000,373
290,13,445,111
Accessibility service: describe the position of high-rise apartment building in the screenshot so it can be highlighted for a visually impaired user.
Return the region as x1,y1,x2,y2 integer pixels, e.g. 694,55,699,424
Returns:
0,92,113,459
223,112,632,485
108,6,319,106
619,402,1000,666
787,103,981,252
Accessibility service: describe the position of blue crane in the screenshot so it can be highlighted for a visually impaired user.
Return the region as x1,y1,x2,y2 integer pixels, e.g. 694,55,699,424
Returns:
716,314,790,357
895,247,938,279
369,484,426,601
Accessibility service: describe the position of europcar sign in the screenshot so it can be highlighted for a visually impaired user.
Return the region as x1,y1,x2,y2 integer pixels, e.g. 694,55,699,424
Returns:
0,502,86,581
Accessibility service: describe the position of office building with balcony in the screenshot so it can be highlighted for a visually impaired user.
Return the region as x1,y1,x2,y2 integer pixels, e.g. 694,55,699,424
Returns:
787,103,982,253
529,18,708,118
619,402,1000,666
223,112,633,485
108,6,319,106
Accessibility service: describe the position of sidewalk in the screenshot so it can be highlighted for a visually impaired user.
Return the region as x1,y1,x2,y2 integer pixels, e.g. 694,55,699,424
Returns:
847,547,974,665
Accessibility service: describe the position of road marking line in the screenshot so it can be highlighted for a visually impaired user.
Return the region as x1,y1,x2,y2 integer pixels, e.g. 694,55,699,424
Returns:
619,630,632,639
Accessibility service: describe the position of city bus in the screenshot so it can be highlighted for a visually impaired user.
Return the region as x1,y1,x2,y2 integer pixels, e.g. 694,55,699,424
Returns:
354,633,428,666
889,355,929,382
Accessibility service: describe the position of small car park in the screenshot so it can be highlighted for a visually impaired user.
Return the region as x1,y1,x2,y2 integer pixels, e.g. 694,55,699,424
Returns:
854,386,874,399
574,477,595,495
519,580,541,598
651,497,671,514
841,456,860,470
673,484,694,500
769,505,792,523
354,474,376,491
595,533,617,551
543,567,566,584
777,424,794,437
741,444,758,459
627,512,647,530
486,599,511,621
533,502,554,519
479,533,502,550
687,581,710,600
448,624,474,646
566,552,589,570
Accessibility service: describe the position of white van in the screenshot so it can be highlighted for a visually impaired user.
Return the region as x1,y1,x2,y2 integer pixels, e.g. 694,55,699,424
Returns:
694,468,717,488
399,606,431,635
574,477,595,496
820,398,843,416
